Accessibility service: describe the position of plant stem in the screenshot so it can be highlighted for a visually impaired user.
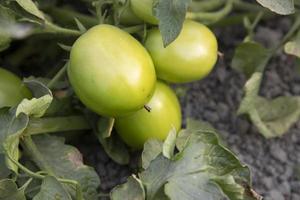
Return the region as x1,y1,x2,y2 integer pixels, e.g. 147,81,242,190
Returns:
44,7,98,28
47,62,68,89
122,25,145,34
189,0,225,12
232,0,264,12
37,21,82,36
186,0,233,24
23,115,91,135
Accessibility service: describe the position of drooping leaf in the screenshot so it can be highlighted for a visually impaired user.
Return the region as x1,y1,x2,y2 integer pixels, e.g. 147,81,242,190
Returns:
95,117,129,165
0,155,11,178
142,139,163,169
0,179,27,200
15,0,45,20
111,175,145,200
140,128,257,200
231,42,270,77
162,127,177,159
33,135,101,200
0,108,29,175
153,0,192,47
256,0,294,15
0,5,15,51
33,176,72,200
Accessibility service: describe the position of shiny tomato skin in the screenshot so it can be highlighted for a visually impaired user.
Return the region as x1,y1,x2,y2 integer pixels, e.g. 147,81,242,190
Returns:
68,24,156,117
145,20,218,83
130,0,158,24
115,81,181,149
0,68,32,108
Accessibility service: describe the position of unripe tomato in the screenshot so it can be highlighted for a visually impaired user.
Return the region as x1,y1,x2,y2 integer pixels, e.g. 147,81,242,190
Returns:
0,68,32,108
68,24,156,117
130,0,158,24
115,81,181,149
119,5,143,25
145,20,218,83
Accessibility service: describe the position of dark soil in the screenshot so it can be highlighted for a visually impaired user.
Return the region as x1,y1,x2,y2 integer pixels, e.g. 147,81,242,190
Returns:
76,17,300,200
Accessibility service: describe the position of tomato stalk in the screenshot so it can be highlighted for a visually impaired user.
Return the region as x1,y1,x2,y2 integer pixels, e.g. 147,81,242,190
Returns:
23,116,91,136
47,62,69,89
187,0,234,24
189,0,226,12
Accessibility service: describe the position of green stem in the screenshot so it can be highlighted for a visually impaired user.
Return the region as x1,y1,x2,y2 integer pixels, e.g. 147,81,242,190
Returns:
122,25,145,34
232,0,264,12
189,0,225,12
21,136,55,175
186,0,233,24
47,62,68,89
34,21,82,36
44,6,98,28
23,116,91,135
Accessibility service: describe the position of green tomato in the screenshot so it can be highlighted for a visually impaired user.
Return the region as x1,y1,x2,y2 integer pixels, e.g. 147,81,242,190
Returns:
0,68,32,108
119,5,143,25
115,81,181,149
145,20,218,83
130,0,158,24
68,24,156,117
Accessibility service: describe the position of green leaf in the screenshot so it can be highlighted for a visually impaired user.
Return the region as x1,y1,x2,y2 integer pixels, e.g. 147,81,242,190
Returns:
153,0,192,47
142,139,163,169
256,0,295,15
0,155,11,178
140,127,257,200
74,18,87,33
176,118,214,151
0,5,15,52
15,0,45,20
240,95,300,138
33,176,72,200
284,30,300,58
231,42,270,77
162,128,177,159
0,179,27,200
95,117,129,165
0,108,28,175
33,135,101,200
111,175,145,200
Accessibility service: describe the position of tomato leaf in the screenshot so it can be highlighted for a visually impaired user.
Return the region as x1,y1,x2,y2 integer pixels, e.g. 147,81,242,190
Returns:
33,176,72,200
32,135,101,200
0,80,52,176
231,42,270,78
15,0,45,20
153,0,192,47
256,0,295,15
284,30,300,58
0,5,15,52
139,124,258,200
238,74,300,138
110,175,145,200
162,127,177,159
142,139,163,169
0,179,27,200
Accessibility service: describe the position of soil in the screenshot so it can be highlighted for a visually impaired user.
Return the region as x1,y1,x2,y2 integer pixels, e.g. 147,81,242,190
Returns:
77,17,300,200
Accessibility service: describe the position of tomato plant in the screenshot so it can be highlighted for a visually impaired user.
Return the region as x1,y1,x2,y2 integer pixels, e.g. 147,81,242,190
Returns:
115,81,181,149
145,20,218,83
0,0,299,200
0,68,31,108
68,24,156,117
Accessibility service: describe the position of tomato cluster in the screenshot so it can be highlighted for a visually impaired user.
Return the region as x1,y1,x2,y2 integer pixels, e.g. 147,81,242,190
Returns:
67,1,218,149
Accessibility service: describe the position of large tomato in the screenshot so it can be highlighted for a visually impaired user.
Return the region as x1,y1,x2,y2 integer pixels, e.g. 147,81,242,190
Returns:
145,20,218,83
115,81,182,149
0,68,32,108
130,0,158,24
68,24,156,117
